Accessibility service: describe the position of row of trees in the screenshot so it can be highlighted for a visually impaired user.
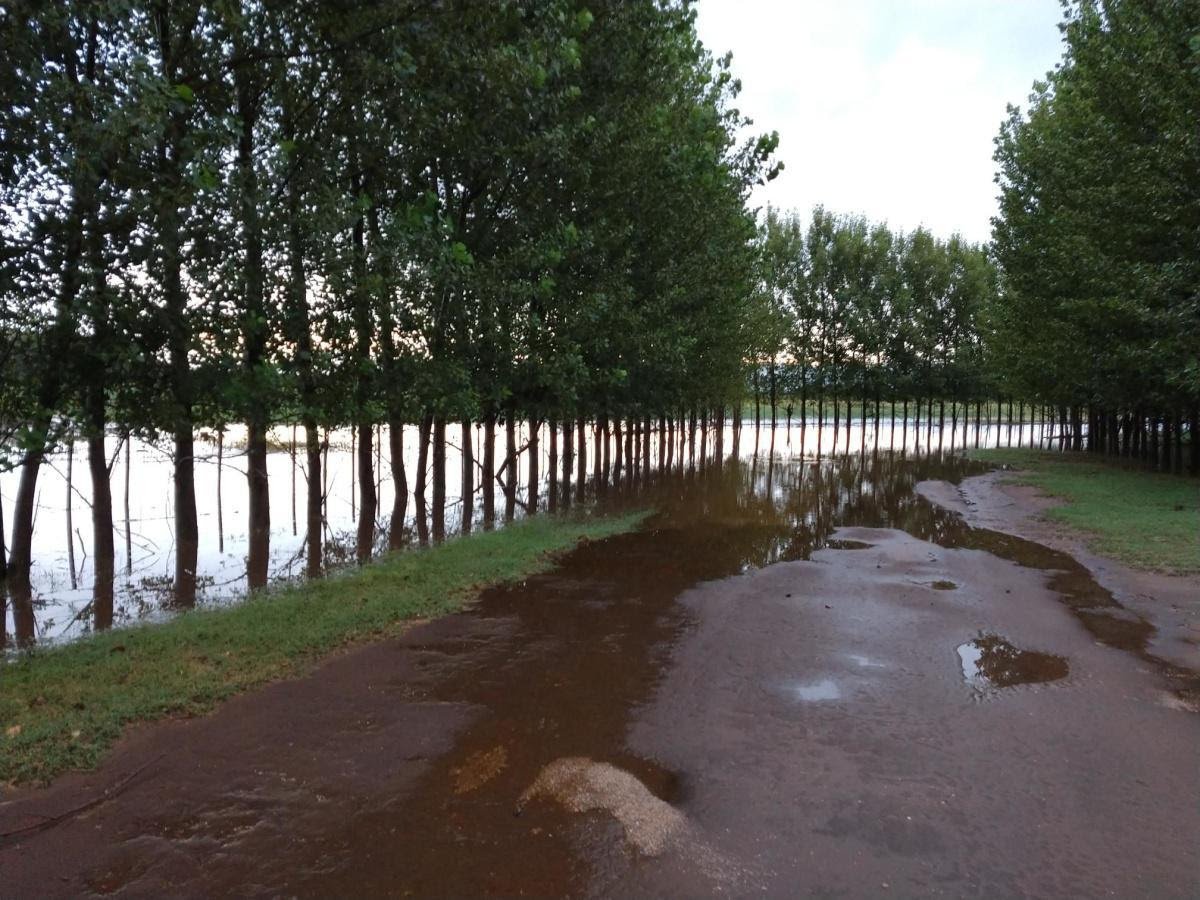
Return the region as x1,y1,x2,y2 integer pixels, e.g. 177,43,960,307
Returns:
990,0,1198,474
750,206,998,434
0,0,778,634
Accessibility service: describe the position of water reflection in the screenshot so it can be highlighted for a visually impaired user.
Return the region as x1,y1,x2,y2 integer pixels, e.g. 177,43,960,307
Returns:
957,634,1070,691
0,415,1117,651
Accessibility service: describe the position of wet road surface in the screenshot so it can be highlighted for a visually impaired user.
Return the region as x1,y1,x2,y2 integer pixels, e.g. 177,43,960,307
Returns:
1,450,1197,897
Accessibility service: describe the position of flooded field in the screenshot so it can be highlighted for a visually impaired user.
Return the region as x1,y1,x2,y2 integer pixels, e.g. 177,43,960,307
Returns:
3,413,1197,897
1,415,1046,646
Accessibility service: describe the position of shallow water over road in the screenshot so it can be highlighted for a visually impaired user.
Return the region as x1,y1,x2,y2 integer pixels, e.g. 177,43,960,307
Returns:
1,442,1196,897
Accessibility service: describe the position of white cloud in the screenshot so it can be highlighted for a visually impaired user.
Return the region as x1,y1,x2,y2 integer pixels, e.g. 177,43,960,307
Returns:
696,0,1065,242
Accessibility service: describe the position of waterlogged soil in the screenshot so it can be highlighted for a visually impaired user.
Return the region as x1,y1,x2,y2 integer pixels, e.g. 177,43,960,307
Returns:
2,450,1198,897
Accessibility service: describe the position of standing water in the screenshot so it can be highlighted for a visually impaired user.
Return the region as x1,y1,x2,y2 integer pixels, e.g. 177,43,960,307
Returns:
1,414,1046,646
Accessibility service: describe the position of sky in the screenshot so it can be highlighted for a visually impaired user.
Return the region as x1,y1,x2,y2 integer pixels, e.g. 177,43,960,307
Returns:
694,0,1067,243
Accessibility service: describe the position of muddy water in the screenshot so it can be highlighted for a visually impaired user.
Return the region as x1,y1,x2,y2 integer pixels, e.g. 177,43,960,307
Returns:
957,634,1070,690
1,446,1196,897
2,416,1043,646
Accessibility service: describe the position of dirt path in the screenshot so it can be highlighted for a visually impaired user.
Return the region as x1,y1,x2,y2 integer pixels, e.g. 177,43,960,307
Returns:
2,457,1197,897
917,472,1200,671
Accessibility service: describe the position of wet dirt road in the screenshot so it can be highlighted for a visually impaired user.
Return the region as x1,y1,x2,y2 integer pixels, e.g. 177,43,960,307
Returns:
1,452,1197,897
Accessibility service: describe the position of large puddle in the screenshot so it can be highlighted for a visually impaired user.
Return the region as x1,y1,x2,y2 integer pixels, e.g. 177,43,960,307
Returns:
77,436,1196,896
957,634,1070,691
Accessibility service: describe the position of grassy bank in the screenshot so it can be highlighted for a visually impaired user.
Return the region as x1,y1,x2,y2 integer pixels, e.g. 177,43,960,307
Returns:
969,448,1199,574
1,510,647,786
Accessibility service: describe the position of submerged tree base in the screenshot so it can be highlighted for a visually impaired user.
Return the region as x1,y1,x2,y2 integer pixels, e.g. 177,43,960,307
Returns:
0,510,648,786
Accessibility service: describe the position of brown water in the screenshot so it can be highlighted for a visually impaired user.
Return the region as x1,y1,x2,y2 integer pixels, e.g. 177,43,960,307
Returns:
3,443,1196,897
957,634,1070,690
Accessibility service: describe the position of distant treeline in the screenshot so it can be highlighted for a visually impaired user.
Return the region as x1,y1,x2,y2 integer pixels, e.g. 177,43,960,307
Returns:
0,0,778,629
750,207,999,438
750,3,1197,477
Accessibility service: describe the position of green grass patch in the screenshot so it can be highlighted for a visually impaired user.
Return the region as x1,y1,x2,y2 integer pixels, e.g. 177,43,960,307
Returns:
1,510,647,786
968,448,1199,574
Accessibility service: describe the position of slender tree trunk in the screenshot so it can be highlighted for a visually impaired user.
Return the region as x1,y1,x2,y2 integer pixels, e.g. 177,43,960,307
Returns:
291,424,298,536
576,418,586,503
415,412,432,544
8,437,47,646
526,416,539,514
357,422,376,561
505,412,517,522
173,426,199,607
306,421,322,575
432,416,446,541
483,413,496,529
124,434,132,574
387,420,407,549
592,417,602,486
754,369,761,432
66,436,77,591
769,360,778,429
87,429,114,630
562,417,573,503
461,419,474,533
246,421,270,587
548,418,559,513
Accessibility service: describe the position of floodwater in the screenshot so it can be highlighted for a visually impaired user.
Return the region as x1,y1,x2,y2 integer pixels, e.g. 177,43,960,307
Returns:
2,421,1197,897
1,415,1045,646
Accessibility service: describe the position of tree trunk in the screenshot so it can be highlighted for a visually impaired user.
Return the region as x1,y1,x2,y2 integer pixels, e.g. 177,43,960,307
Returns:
357,422,376,561
306,421,323,574
461,419,474,533
87,426,114,631
505,412,516,522
526,416,539,514
562,417,573,504
483,413,496,528
432,416,446,541
576,418,586,503
548,418,559,513
124,434,132,574
246,421,270,587
66,436,77,591
414,412,432,544
173,425,199,607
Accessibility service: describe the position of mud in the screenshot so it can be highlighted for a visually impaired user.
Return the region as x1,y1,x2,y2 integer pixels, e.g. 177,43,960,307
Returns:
2,449,1197,897
918,473,1200,672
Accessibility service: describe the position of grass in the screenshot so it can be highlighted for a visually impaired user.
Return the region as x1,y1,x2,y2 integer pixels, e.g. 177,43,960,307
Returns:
968,447,1200,574
0,510,648,786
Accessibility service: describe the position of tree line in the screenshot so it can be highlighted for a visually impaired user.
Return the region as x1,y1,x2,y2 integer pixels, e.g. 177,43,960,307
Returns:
990,0,1198,474
0,0,779,636
750,206,1000,443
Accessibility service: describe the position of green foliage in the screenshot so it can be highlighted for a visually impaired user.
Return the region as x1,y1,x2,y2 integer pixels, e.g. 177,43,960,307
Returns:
990,0,1200,415
751,207,997,403
0,0,776,461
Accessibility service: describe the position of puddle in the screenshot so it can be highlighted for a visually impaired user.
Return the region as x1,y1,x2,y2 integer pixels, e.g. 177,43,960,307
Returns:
50,434,1198,897
846,654,886,669
957,634,1069,690
824,539,874,550
785,678,842,702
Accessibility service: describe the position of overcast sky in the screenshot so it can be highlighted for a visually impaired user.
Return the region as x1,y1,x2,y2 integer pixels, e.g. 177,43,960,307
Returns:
694,0,1067,242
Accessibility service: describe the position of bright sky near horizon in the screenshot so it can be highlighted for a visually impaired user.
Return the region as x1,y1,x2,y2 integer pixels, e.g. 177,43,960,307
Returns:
694,0,1067,243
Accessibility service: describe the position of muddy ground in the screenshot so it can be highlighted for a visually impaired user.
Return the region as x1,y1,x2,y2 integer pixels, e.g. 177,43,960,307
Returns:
1,456,1197,898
